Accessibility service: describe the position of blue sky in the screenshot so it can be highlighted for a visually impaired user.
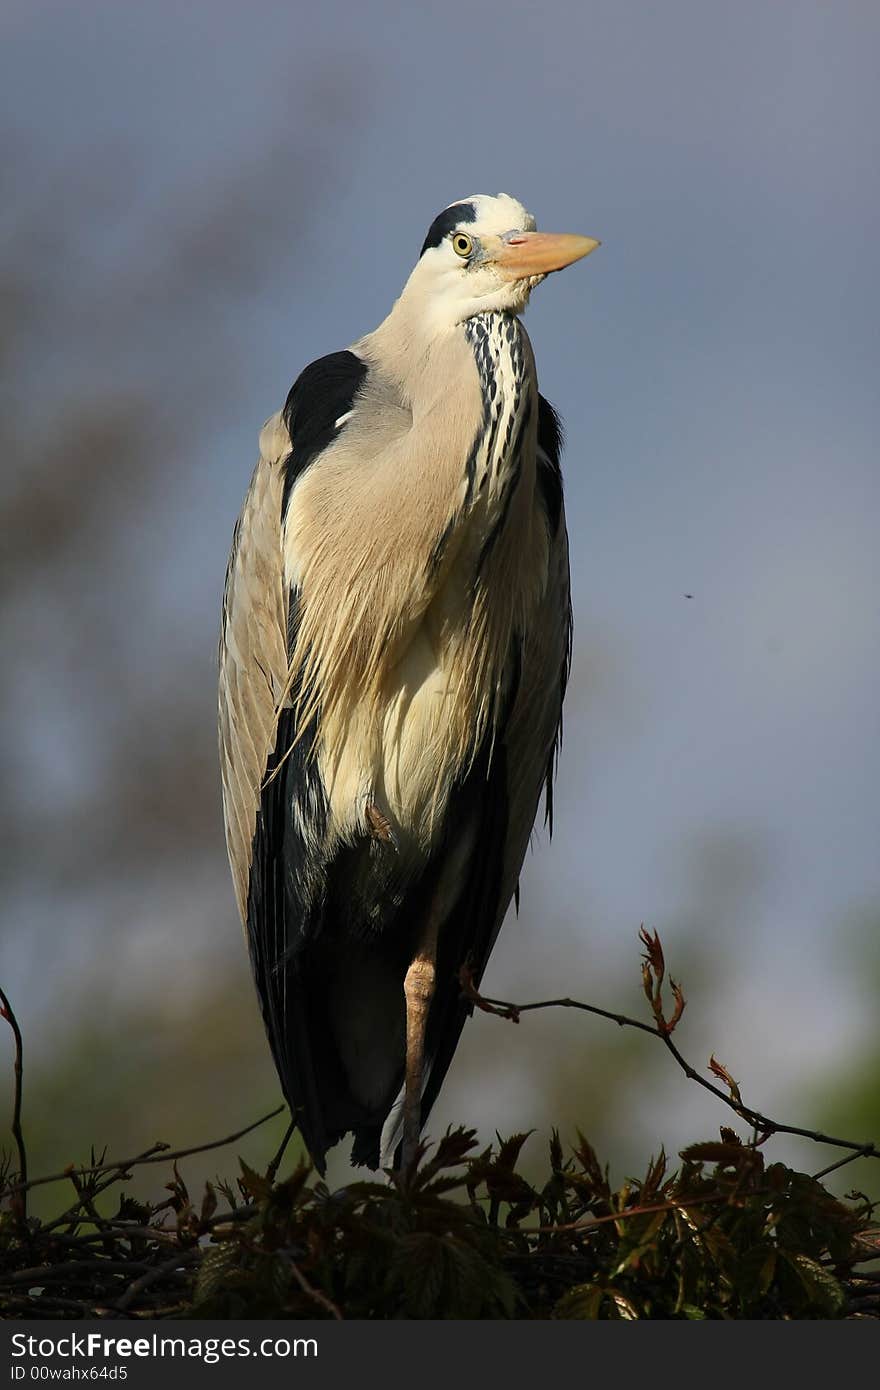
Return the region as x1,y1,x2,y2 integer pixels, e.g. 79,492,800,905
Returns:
2,0,878,1166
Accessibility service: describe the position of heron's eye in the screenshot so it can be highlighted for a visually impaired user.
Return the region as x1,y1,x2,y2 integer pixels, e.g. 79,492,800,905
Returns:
451,232,474,259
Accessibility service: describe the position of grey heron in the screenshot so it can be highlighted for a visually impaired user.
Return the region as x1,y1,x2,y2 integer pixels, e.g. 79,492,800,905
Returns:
218,193,598,1172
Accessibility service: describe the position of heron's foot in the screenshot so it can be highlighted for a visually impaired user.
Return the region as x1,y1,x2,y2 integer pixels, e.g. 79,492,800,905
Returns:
366,800,399,850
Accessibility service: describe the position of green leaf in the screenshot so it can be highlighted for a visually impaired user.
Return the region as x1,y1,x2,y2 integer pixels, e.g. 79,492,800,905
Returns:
680,1303,707,1319
783,1252,846,1317
238,1158,272,1202
193,1241,241,1305
733,1243,777,1307
555,1282,604,1319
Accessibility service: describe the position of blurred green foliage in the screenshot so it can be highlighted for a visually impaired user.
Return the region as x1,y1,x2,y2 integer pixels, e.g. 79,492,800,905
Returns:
808,916,880,1206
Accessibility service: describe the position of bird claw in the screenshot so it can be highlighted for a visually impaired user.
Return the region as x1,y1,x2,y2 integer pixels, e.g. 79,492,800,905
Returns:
366,801,399,851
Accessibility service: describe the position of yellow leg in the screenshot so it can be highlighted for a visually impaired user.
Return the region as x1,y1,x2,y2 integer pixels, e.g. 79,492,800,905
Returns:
401,917,439,1169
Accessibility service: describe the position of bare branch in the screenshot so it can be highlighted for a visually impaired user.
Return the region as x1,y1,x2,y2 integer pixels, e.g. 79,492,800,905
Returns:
283,1254,343,1320
461,937,880,1167
114,1249,202,1313
0,985,27,1222
5,1104,285,1199
460,962,659,1036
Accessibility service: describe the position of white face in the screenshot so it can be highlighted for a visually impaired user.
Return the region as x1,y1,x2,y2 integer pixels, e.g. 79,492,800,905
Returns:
413,193,540,326
408,193,599,330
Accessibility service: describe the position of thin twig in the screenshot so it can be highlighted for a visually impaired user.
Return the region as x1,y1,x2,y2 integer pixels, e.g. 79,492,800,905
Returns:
658,1028,879,1161
283,1252,343,1319
523,1186,768,1236
461,965,880,1166
2,1294,108,1316
0,985,28,1220
0,1259,155,1288
46,1224,177,1250
114,1249,202,1312
6,1104,285,1198
811,1147,879,1183
460,974,659,1038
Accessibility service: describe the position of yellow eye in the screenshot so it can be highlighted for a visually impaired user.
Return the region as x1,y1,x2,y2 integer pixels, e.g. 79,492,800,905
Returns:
451,232,473,258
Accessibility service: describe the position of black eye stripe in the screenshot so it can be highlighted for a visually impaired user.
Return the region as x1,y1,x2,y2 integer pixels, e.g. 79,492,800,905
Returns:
419,201,477,257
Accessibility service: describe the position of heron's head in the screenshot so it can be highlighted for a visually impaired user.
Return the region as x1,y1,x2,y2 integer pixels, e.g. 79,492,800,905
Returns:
408,193,599,329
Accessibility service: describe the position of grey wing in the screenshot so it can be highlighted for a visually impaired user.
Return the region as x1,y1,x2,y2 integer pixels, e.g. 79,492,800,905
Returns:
218,413,352,1172
218,414,291,927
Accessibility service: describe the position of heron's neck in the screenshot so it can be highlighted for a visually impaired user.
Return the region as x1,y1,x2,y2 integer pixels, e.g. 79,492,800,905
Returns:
356,294,452,404
464,311,531,404
461,312,536,511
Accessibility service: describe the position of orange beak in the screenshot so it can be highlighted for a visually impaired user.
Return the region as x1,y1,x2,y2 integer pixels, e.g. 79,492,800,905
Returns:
494,231,600,280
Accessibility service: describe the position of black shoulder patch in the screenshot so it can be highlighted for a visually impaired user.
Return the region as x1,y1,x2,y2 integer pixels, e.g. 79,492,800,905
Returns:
536,393,565,536
420,200,477,257
281,350,367,513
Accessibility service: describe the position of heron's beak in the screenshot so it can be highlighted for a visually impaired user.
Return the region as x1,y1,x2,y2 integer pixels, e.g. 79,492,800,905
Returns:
494,231,600,280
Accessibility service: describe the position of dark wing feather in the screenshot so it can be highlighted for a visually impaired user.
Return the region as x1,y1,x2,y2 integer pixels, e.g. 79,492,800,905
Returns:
536,393,565,537
536,393,572,832
244,701,338,1168
282,350,367,514
414,737,512,1142
220,352,370,1173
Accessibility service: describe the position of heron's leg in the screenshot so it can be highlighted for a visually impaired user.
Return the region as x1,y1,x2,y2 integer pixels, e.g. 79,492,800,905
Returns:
266,1116,297,1184
401,916,440,1169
